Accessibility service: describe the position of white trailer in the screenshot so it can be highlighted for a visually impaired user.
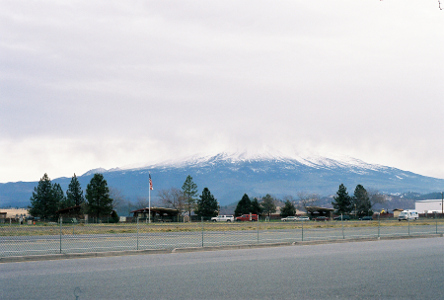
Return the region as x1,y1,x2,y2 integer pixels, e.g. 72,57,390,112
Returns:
398,210,419,221
415,199,443,214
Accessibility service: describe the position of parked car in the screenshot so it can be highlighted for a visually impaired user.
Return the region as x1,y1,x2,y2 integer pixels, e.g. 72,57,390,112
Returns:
359,216,373,221
211,215,235,222
281,216,298,221
297,216,310,221
313,216,329,221
333,215,351,221
235,214,258,221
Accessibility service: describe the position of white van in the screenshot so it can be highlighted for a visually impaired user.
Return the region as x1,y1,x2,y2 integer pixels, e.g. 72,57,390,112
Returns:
398,210,419,221
211,215,235,222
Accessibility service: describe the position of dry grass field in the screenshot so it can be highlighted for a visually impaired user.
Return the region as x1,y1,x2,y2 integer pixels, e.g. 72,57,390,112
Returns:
1,219,443,236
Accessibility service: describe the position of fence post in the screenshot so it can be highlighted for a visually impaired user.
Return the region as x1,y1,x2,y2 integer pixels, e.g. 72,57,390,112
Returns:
341,214,345,239
201,217,204,248
436,212,438,234
257,216,260,244
408,216,410,236
301,219,304,241
378,214,380,239
136,216,139,250
59,217,62,254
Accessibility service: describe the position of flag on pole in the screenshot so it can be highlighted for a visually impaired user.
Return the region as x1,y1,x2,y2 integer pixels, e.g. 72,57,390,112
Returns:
149,173,154,190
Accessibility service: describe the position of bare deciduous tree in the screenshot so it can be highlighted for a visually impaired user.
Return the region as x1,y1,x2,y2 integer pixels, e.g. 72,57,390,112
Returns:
282,195,296,203
135,197,150,209
109,188,126,210
297,192,320,212
367,188,387,206
157,188,186,214
109,187,137,216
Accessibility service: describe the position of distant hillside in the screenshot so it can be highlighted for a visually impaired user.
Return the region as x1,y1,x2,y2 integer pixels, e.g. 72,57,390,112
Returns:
1,152,443,208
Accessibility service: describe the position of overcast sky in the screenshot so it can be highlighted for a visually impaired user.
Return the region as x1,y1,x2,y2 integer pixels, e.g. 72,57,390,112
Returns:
1,0,444,183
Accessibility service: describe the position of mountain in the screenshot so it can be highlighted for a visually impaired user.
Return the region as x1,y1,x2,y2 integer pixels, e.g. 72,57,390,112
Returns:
1,152,444,208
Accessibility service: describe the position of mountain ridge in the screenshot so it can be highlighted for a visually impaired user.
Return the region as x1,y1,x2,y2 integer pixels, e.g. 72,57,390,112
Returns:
1,152,443,208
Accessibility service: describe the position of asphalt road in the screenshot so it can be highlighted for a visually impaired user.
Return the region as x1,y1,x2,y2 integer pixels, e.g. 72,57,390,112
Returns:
1,237,443,299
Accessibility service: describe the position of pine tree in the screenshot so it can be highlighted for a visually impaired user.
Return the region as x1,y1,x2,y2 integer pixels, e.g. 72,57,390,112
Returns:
353,184,372,218
195,187,219,219
332,184,352,215
66,174,85,207
280,200,296,218
28,173,62,220
53,183,66,210
110,210,119,223
234,194,252,216
250,197,263,215
261,194,276,217
85,173,113,219
182,175,198,216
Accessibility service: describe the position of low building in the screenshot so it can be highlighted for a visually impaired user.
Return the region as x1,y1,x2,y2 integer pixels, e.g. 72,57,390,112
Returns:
1,208,29,219
415,199,444,214
55,205,83,219
131,207,180,222
306,206,334,218
0,212,6,223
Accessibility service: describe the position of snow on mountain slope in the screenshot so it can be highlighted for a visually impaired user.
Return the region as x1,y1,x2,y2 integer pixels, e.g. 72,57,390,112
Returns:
110,151,391,176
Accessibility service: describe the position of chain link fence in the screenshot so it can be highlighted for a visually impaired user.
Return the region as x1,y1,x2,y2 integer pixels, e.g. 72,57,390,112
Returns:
1,216,443,258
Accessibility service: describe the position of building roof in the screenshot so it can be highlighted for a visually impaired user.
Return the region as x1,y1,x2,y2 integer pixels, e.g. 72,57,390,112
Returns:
131,207,180,215
306,206,334,213
55,205,82,214
415,199,443,203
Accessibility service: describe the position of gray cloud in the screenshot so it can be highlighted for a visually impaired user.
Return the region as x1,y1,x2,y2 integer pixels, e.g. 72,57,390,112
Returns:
1,1,444,182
